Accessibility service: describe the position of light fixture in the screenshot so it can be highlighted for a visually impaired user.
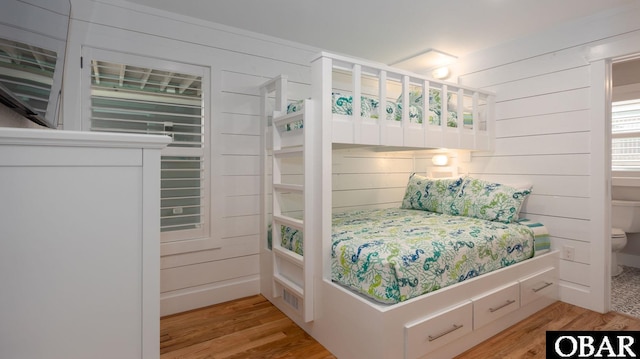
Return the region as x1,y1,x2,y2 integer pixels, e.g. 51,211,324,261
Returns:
431,66,450,80
389,48,457,76
432,154,448,166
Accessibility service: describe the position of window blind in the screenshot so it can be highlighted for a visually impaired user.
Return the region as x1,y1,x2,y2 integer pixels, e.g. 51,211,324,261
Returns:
612,99,640,170
89,60,206,241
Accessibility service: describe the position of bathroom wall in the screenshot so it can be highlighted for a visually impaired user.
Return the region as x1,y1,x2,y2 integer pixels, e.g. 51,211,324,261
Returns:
612,58,640,265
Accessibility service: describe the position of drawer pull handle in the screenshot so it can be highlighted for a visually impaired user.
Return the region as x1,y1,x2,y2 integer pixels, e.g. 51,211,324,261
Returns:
427,324,464,342
532,281,553,293
489,299,516,313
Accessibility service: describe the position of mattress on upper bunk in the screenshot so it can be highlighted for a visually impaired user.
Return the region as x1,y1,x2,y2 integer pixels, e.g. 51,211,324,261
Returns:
286,90,471,128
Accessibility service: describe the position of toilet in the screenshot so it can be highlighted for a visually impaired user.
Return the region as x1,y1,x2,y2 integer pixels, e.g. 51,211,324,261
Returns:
611,200,640,276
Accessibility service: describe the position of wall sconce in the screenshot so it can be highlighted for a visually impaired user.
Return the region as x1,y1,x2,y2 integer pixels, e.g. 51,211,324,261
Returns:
432,154,448,166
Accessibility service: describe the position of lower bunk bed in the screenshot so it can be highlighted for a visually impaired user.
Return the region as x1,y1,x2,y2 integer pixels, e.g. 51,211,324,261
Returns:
267,175,558,359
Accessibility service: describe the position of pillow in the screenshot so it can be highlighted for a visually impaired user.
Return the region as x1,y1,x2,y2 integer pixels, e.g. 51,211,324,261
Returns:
400,173,464,213
331,93,376,118
286,99,305,114
369,98,397,121
447,177,532,223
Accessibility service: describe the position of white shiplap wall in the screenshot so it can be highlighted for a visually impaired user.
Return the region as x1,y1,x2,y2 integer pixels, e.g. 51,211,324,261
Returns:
456,2,640,312
60,0,318,315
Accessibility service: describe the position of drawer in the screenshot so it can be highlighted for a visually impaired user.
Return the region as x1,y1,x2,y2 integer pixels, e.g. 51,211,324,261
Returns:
404,301,473,359
472,281,520,329
520,266,557,307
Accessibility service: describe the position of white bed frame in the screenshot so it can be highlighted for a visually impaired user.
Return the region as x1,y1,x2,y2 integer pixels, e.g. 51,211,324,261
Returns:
259,52,559,359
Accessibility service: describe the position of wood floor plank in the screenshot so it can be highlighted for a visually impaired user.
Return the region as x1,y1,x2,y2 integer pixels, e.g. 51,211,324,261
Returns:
456,301,640,358
161,296,640,359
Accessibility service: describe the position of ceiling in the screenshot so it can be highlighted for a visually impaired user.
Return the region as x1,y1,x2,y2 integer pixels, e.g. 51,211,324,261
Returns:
126,0,635,69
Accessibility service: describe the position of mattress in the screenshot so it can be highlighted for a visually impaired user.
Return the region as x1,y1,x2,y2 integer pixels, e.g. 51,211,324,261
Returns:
278,208,548,304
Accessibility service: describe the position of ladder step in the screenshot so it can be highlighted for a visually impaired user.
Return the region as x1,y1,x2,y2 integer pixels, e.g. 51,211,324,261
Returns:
273,215,303,230
273,183,303,193
273,245,304,267
274,146,303,157
273,272,304,297
273,110,304,127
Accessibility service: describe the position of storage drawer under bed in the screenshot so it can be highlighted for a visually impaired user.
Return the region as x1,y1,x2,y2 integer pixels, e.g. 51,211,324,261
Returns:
519,266,557,306
404,300,473,359
472,281,520,329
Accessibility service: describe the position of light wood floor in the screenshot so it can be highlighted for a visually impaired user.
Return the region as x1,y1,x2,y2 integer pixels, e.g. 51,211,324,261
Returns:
160,295,640,359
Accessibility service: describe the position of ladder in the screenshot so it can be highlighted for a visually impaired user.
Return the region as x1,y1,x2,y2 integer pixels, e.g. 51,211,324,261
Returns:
263,77,315,323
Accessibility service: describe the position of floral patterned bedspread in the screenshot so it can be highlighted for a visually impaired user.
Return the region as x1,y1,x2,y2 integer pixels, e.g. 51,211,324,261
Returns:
329,208,535,304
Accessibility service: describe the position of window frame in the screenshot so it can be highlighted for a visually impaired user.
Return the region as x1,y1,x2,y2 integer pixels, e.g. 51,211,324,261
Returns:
612,98,640,173
81,47,211,251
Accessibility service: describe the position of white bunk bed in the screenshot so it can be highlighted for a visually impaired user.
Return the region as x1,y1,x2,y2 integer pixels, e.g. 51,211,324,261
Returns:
259,52,559,359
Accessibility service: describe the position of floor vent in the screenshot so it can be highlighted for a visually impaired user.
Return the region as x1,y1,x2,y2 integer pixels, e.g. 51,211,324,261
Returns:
283,288,299,310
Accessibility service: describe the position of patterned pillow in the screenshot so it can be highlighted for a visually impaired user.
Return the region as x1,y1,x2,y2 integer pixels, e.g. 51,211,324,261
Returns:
400,173,464,213
331,93,377,117
448,177,532,223
369,98,397,121
286,99,305,114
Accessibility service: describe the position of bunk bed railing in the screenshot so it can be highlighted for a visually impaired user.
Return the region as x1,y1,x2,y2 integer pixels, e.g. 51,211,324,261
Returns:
309,51,495,151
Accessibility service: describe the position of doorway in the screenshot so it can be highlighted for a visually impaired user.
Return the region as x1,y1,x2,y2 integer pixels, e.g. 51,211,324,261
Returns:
610,56,640,318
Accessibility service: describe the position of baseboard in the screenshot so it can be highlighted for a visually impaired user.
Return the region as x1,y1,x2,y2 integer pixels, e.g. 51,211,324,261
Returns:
618,253,640,268
160,275,260,316
558,281,593,310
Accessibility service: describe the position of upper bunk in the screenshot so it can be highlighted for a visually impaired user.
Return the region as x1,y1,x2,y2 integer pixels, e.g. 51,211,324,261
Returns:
299,51,496,151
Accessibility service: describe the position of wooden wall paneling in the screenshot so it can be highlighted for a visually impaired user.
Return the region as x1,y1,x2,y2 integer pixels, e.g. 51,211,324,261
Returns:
495,110,591,138
223,195,261,217
461,48,589,90
468,154,590,175
332,153,415,174
161,236,259,269
332,173,410,191
522,195,590,219
161,255,260,292
476,174,589,197
2,1,68,40
220,93,261,117
455,7,640,312
221,176,261,196
332,188,407,209
457,5,640,77
559,260,592,287
219,134,261,155
70,0,317,66
160,276,260,316
220,215,260,239
496,88,590,120
491,66,591,102
218,113,261,136
221,155,261,176
552,237,592,263
492,132,590,156
521,214,592,243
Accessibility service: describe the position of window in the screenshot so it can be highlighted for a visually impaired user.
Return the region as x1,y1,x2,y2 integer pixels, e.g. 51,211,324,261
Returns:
84,52,209,244
612,99,640,171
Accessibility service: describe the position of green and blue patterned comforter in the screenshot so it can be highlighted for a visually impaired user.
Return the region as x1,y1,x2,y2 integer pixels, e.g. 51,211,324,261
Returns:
277,207,544,304
330,208,535,303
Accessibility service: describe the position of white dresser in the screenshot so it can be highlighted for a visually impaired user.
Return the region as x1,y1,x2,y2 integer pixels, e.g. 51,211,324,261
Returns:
0,128,170,359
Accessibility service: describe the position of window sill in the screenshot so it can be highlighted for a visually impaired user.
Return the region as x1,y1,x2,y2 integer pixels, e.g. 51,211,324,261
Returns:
612,176,640,187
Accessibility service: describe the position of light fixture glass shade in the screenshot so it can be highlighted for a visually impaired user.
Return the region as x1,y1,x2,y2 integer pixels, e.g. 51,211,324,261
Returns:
432,154,448,166
432,66,450,80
